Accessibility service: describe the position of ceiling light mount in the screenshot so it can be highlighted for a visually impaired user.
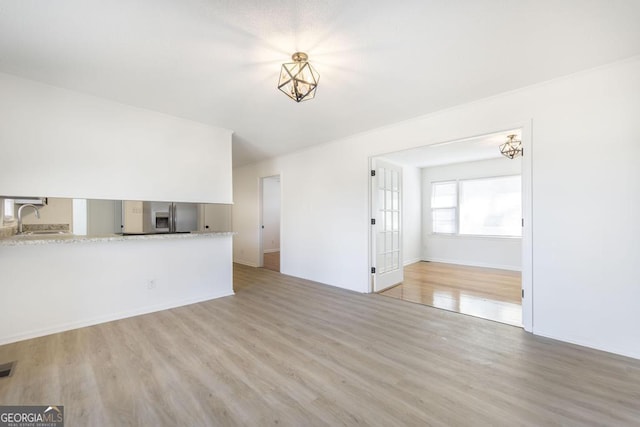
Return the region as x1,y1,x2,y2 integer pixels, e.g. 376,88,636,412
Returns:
500,134,523,159
291,52,308,62
278,51,319,103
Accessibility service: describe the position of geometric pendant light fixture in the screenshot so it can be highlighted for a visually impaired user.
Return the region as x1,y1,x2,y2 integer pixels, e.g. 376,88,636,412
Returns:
277,52,320,102
499,134,523,159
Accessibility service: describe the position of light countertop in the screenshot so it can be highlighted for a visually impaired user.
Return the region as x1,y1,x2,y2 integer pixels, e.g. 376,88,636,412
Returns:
0,231,236,247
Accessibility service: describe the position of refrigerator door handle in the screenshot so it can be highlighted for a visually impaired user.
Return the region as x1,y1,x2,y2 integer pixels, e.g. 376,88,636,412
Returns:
173,203,177,233
168,203,174,233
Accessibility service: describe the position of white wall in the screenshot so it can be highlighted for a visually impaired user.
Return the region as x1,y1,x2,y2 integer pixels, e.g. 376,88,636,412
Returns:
234,151,366,287
0,236,233,345
0,72,232,203
262,176,281,253
400,164,422,265
233,56,640,359
422,158,522,270
0,73,235,344
71,198,87,235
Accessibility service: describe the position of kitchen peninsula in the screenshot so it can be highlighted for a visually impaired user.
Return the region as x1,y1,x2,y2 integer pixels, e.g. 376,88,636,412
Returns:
0,229,235,346
0,230,235,246
0,72,235,346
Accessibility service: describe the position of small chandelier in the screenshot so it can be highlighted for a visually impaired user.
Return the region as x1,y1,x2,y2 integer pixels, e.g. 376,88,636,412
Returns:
500,134,523,159
277,52,320,102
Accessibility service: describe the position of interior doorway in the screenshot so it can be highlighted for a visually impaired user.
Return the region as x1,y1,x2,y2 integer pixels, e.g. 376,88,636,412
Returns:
260,175,281,272
370,126,532,330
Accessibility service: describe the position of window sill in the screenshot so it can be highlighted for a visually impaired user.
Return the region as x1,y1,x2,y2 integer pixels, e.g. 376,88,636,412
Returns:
429,233,522,240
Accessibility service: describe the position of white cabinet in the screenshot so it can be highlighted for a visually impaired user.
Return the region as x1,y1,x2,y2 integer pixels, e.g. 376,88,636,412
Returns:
199,204,232,232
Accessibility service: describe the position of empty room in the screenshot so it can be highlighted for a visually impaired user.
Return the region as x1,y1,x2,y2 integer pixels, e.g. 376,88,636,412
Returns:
1,1,640,425
375,130,525,327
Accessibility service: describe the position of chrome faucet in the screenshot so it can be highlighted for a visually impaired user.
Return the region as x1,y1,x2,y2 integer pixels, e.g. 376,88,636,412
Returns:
17,204,40,233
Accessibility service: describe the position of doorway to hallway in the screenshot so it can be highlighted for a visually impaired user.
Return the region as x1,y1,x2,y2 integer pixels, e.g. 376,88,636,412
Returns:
260,175,281,272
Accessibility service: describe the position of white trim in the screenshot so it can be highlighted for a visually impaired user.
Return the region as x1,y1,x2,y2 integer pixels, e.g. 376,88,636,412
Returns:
429,233,522,240
520,120,533,333
72,198,87,235
259,174,282,269
422,257,521,272
369,156,375,293
263,248,280,253
0,290,235,346
234,258,260,268
534,330,640,361
258,176,264,268
403,257,422,266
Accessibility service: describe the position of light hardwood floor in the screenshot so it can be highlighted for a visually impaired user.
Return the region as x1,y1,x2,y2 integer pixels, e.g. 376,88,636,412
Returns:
263,251,280,272
381,261,522,326
1,264,639,425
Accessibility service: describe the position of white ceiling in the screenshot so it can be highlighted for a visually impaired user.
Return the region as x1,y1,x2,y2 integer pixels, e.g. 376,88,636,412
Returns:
0,1,639,166
379,129,521,168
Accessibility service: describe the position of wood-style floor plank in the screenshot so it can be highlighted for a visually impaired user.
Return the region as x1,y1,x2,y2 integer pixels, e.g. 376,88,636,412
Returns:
1,263,639,426
382,261,522,326
263,251,280,272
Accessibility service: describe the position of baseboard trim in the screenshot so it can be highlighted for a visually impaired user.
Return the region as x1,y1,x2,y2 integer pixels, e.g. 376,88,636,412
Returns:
403,257,422,266
0,290,234,346
234,258,259,268
533,329,640,361
422,257,521,271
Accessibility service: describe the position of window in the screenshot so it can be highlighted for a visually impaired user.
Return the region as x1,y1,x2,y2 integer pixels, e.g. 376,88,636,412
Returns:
431,175,521,237
431,181,457,233
460,176,521,236
3,199,15,222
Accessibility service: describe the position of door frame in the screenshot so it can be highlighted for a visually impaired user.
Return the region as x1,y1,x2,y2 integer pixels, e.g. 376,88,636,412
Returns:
370,158,404,292
368,120,534,332
259,174,282,268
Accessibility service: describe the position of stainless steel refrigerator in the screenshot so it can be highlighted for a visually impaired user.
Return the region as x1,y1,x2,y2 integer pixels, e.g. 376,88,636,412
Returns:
121,201,198,234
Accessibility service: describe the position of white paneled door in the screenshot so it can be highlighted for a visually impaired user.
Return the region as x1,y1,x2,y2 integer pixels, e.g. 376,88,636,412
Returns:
371,159,403,292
